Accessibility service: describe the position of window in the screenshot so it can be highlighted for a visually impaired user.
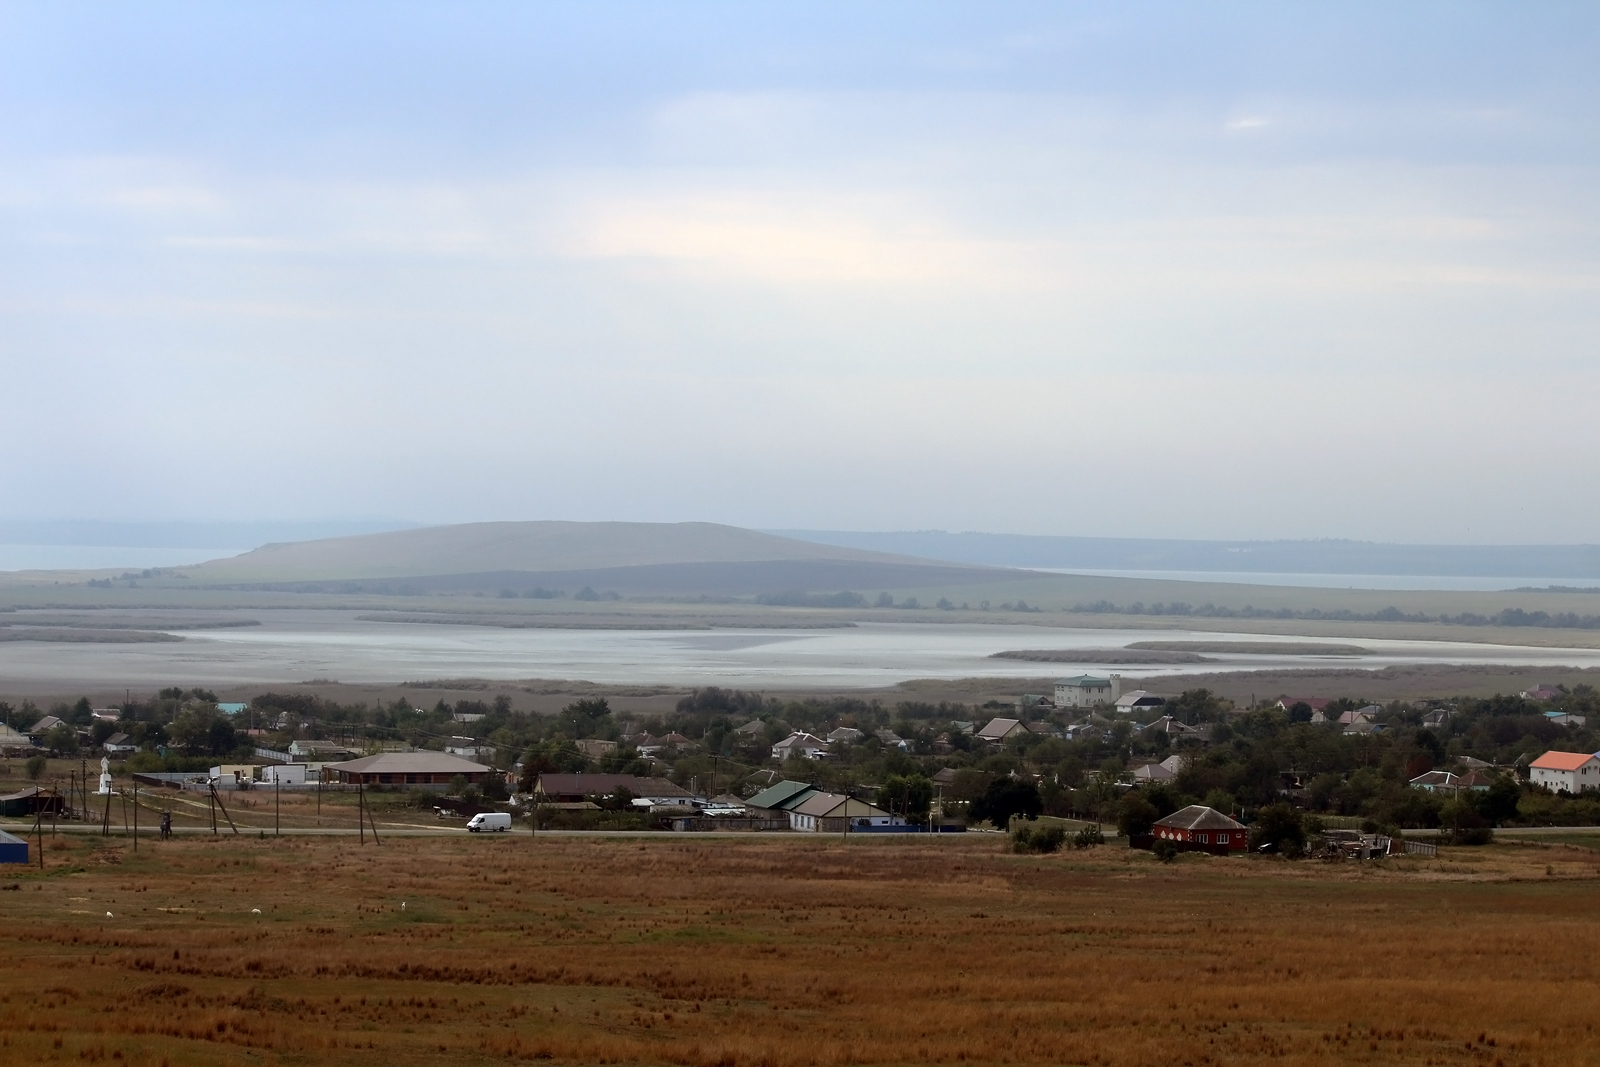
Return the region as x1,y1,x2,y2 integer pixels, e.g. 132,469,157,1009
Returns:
1198,833,1208,844
1217,834,1228,844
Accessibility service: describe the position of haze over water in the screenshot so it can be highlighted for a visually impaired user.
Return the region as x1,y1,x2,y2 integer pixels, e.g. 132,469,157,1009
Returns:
4,613,1600,689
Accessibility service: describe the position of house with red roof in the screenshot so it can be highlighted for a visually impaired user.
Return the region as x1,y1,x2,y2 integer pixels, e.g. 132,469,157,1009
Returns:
1529,750,1600,794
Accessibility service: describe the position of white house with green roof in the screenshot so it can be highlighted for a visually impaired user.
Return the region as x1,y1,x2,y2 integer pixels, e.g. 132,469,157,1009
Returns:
1054,674,1121,709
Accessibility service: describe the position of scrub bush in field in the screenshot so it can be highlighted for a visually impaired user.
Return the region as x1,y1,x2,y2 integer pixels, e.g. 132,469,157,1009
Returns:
1073,823,1105,849
1011,821,1066,854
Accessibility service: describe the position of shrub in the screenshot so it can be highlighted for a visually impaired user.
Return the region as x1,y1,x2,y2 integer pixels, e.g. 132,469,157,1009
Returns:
1249,803,1305,857
24,755,47,780
1117,794,1158,837
1011,822,1066,854
1152,838,1179,863
1073,824,1105,849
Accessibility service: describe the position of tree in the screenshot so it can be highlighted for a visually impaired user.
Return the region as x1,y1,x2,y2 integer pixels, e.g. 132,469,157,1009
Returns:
45,723,79,756
24,755,47,780
880,774,933,824
1476,774,1521,825
1117,793,1158,837
969,778,1041,829
1249,803,1305,855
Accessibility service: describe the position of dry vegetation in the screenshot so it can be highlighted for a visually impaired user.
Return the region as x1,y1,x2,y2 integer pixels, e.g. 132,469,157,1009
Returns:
2,834,1599,1066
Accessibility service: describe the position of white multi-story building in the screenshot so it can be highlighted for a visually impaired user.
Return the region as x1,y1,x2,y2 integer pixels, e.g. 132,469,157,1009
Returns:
1055,674,1121,709
1529,750,1600,793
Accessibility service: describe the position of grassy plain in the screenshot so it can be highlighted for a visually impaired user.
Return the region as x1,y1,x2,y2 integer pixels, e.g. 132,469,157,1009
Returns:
2,833,1598,1067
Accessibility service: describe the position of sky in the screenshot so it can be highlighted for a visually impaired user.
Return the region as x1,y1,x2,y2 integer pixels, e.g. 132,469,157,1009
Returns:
2,2,1598,542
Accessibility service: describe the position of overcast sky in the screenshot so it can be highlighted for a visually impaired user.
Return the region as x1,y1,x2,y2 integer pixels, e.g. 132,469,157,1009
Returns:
3,2,1597,542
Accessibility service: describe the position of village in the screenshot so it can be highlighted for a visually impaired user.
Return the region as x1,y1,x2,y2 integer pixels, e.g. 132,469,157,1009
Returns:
4,670,1598,863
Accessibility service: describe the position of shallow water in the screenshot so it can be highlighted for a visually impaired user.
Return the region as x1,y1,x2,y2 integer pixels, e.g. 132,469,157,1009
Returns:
3,610,1600,688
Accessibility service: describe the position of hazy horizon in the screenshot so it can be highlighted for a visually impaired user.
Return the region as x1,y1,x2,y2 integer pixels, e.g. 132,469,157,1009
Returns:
5,3,1598,540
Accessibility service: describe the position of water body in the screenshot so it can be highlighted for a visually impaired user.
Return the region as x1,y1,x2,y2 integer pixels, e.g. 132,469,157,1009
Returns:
3,611,1600,689
1035,568,1600,592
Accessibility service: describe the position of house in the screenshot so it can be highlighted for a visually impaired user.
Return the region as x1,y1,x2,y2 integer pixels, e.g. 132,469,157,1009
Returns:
1421,708,1453,730
1137,716,1199,741
772,732,830,761
27,715,66,745
90,708,121,723
535,774,693,805
1342,720,1386,736
1275,697,1330,719
786,792,902,833
639,732,696,756
976,717,1028,743
1017,694,1055,712
1147,805,1248,853
826,726,864,745
1114,690,1165,715
930,767,962,788
573,738,618,760
0,829,28,865
874,728,910,750
1409,770,1460,792
326,752,493,790
1055,675,1120,709
1025,721,1064,740
1455,770,1497,792
1522,685,1564,702
745,779,819,815
217,703,249,715
734,719,767,738
287,739,357,762
103,732,138,756
1159,754,1186,775
1130,762,1175,785
1529,751,1600,793
1545,711,1587,728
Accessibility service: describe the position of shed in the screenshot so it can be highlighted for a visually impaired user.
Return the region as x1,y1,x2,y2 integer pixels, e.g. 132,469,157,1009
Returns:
0,787,65,818
0,830,28,864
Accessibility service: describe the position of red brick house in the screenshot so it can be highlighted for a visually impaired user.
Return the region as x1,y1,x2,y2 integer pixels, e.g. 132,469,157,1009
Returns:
1151,805,1248,854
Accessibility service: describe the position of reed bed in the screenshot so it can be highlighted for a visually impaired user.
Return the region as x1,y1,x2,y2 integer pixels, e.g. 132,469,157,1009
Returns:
1,834,1597,1066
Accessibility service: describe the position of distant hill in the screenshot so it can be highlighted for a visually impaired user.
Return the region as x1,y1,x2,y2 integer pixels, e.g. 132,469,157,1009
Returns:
770,530,1600,579
184,521,989,590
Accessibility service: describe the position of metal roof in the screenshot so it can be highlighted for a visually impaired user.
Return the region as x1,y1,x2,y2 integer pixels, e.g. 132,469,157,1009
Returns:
329,752,491,774
1153,805,1245,832
1529,750,1600,771
746,780,817,810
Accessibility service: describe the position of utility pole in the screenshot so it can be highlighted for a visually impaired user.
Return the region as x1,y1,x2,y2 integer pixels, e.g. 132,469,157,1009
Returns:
275,778,280,836
358,782,366,844
132,780,138,853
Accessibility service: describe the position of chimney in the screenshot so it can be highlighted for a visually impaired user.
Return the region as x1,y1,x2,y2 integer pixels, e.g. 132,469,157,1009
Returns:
1109,674,1123,701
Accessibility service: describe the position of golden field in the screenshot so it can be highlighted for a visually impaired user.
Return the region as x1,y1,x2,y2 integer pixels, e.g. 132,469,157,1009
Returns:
1,833,1598,1067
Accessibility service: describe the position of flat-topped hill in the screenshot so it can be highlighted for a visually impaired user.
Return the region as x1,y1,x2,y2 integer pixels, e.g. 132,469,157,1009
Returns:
183,520,977,585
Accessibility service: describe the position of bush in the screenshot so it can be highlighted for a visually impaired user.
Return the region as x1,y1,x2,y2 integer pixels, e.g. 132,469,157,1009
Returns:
1117,794,1158,837
24,755,47,780
1152,838,1179,863
1011,822,1066,854
1249,803,1305,856
1073,823,1105,849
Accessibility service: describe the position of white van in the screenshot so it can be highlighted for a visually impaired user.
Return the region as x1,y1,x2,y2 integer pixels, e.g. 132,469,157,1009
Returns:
466,812,511,833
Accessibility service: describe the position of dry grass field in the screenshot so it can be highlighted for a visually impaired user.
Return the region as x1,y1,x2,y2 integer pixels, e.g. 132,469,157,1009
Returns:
3,835,1600,1067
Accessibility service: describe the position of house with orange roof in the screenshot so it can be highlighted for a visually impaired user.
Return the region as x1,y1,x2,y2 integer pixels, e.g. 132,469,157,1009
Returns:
1529,750,1600,794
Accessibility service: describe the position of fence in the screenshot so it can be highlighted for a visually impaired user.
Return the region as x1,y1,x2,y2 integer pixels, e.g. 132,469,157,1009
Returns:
1401,838,1439,857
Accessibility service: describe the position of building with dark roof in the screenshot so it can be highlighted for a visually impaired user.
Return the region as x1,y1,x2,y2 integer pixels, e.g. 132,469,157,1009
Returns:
533,773,691,804
326,752,492,790
1146,805,1247,854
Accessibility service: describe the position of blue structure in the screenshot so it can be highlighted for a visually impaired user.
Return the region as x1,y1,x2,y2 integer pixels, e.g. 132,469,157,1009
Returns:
0,829,29,864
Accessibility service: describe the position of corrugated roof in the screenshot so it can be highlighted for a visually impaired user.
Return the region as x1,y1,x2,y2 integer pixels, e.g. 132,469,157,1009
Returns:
1529,750,1600,771
1154,805,1245,832
788,792,889,819
329,752,490,774
746,780,817,810
1056,675,1111,687
976,717,1022,739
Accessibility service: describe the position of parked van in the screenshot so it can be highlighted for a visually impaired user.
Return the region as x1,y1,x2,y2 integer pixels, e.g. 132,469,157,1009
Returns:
466,812,511,833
